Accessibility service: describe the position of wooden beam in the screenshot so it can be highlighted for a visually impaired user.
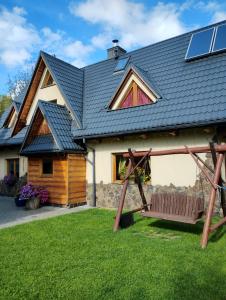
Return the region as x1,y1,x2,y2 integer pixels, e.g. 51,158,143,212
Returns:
193,153,215,174
201,153,224,248
113,160,132,232
123,144,226,158
128,149,148,211
186,146,216,190
122,149,152,183
210,142,226,217
209,216,226,232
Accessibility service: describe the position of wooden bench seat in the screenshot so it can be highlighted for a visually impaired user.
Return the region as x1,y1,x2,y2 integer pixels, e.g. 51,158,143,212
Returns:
141,193,204,224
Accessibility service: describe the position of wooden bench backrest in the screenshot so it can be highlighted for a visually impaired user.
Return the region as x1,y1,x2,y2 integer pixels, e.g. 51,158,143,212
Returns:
150,193,204,218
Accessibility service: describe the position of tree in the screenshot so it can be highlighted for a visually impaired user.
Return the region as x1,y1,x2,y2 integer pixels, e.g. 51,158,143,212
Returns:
7,69,32,100
0,95,12,117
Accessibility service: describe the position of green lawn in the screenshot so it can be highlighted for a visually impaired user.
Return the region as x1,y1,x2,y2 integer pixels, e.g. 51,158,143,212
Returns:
0,209,226,300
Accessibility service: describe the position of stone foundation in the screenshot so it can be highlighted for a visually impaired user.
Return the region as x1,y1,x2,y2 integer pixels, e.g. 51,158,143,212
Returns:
86,181,222,214
86,154,223,215
0,175,27,197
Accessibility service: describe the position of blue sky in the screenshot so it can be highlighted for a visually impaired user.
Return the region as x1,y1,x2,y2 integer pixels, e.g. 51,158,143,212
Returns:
1,0,226,94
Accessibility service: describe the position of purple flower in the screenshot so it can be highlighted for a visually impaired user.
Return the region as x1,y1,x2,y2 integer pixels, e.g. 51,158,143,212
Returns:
19,184,49,203
4,175,17,187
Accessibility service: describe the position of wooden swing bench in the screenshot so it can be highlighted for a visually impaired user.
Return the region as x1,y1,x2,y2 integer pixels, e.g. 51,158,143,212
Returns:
113,144,226,248
141,193,204,224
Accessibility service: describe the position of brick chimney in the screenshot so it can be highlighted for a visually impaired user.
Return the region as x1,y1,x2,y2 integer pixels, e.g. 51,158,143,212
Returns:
107,39,127,59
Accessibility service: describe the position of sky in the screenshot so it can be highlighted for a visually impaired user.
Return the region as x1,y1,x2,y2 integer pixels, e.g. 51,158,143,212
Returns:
1,0,226,94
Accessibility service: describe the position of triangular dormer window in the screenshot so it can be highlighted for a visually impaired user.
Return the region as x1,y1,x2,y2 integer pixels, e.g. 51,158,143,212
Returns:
41,70,54,88
109,68,159,110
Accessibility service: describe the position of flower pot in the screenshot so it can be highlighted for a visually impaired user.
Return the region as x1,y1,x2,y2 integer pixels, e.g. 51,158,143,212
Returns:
15,195,26,207
25,197,40,210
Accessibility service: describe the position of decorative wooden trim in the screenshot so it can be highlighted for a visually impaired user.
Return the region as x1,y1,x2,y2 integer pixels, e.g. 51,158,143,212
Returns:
4,107,15,128
13,58,46,135
133,81,138,106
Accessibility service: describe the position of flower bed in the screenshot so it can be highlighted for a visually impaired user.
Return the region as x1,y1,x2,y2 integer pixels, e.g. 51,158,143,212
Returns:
16,184,49,209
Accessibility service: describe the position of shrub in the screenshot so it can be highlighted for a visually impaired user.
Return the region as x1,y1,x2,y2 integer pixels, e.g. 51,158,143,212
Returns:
3,174,17,187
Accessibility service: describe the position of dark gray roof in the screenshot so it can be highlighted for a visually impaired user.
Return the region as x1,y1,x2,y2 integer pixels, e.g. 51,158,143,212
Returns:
21,101,85,154
13,101,21,113
41,51,84,128
21,134,58,154
71,20,226,139
0,106,12,128
0,126,28,147
2,21,226,150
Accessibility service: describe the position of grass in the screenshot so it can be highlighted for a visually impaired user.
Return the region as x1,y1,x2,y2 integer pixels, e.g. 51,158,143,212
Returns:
0,209,226,300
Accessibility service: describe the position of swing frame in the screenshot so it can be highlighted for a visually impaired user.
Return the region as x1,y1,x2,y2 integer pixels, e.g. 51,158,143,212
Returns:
113,143,226,248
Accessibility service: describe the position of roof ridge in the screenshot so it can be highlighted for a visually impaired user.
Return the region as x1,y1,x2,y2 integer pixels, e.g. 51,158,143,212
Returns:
40,51,83,72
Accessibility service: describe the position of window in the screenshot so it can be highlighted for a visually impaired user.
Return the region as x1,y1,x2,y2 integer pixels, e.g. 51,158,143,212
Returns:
112,153,151,183
114,57,130,72
119,81,153,109
109,71,158,110
42,159,53,175
7,159,19,177
41,70,54,88
185,27,215,60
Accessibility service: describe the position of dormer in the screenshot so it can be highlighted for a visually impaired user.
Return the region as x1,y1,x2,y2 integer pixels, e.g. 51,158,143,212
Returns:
109,65,161,110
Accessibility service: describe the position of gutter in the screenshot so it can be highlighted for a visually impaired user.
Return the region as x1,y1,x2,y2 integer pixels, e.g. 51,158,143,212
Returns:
73,119,225,141
85,143,96,207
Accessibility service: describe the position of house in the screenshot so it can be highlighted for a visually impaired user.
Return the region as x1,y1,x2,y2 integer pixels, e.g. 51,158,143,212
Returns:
1,21,226,209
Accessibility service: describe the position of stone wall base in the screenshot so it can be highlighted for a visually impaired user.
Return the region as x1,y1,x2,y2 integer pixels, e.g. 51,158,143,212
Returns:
86,181,223,215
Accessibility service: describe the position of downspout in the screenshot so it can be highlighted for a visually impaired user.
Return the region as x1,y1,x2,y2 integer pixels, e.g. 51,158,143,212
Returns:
86,143,96,207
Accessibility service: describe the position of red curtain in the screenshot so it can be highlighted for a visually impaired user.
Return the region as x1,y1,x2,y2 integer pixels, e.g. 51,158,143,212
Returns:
120,90,133,108
137,87,151,105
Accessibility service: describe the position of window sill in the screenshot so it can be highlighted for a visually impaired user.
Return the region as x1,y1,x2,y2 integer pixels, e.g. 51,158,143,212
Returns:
41,174,53,178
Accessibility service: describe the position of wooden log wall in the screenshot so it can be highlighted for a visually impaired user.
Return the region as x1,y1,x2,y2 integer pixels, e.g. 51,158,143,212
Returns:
28,155,68,205
28,154,86,206
68,154,86,205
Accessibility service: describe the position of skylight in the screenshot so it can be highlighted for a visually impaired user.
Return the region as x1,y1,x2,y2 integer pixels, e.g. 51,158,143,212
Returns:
114,57,129,72
185,28,215,60
212,24,226,53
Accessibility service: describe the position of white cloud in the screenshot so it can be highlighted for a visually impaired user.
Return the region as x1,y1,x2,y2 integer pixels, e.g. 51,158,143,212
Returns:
195,1,226,23
63,40,93,67
0,6,94,69
70,0,188,49
0,6,39,67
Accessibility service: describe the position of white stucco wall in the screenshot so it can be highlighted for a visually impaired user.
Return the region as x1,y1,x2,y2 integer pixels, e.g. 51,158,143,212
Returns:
0,149,27,179
26,67,66,124
86,129,216,187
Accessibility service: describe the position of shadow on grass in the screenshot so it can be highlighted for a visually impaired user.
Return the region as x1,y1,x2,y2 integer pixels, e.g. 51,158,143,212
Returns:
170,263,226,300
147,219,204,235
209,226,226,243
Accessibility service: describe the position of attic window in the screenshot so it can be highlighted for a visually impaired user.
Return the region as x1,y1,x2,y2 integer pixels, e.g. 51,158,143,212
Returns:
116,81,153,109
114,57,129,72
42,70,54,88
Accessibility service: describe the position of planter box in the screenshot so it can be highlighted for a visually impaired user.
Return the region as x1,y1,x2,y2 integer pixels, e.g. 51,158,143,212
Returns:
25,197,40,210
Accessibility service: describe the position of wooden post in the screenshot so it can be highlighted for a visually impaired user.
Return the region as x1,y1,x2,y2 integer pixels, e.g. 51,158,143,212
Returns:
113,160,132,232
210,142,226,217
128,149,149,211
201,153,224,248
